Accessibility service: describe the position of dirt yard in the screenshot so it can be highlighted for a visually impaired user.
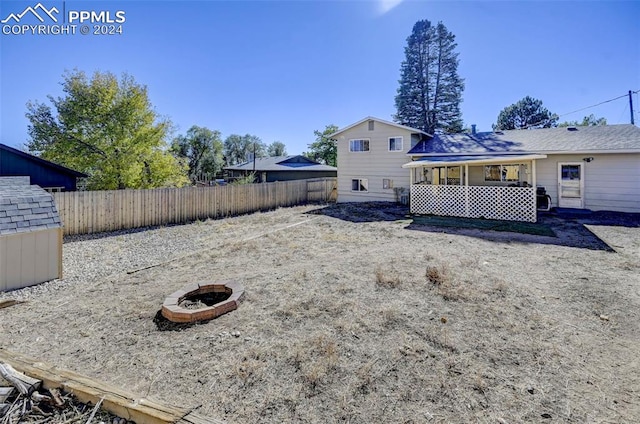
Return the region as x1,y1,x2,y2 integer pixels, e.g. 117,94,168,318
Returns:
1,203,639,423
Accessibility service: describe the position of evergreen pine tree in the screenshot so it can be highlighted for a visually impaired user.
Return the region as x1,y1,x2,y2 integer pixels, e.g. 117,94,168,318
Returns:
394,20,464,134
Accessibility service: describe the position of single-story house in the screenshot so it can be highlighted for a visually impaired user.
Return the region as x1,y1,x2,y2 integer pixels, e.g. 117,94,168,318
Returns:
0,176,63,291
0,143,87,191
332,117,640,222
224,155,337,183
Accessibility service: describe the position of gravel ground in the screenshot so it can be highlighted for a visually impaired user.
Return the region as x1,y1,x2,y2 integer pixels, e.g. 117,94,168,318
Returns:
1,203,639,424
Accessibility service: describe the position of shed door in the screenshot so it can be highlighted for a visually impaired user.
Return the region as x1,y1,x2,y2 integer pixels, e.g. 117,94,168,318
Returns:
557,162,584,208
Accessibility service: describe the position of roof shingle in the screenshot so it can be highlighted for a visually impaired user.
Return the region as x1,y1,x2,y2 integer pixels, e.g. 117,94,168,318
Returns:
408,124,640,155
0,178,62,236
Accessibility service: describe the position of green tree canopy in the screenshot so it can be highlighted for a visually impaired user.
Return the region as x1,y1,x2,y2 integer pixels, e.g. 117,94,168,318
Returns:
558,114,607,127
395,20,465,134
223,134,266,165
494,96,559,130
171,125,224,183
26,70,188,189
267,141,287,157
303,125,338,167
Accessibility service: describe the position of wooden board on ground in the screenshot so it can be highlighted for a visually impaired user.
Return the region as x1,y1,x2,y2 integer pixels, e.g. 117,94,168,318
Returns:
0,348,224,424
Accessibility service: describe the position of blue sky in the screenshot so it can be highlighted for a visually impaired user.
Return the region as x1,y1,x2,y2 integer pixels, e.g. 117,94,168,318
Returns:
1,0,639,155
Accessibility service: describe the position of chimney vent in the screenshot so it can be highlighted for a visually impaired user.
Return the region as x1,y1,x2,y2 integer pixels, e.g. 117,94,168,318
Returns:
471,124,477,135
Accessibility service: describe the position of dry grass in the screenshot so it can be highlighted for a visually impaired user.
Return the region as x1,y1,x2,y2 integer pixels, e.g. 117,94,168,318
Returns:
374,265,402,288
1,203,639,424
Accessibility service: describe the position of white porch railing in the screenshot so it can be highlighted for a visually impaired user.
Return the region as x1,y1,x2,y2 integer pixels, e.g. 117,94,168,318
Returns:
410,185,537,222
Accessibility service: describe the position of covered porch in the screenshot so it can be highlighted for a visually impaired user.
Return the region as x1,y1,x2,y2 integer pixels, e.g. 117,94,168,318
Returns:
402,154,546,223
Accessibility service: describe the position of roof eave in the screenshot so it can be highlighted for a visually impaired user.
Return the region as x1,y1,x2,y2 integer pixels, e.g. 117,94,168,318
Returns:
402,154,548,169
0,143,88,177
329,116,432,138
409,149,640,157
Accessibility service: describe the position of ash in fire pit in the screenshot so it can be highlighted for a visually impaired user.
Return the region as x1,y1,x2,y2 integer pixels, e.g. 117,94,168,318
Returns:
179,291,231,309
161,280,244,323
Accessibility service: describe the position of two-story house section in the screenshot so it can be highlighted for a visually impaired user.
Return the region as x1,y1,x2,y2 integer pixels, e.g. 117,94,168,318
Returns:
330,117,430,202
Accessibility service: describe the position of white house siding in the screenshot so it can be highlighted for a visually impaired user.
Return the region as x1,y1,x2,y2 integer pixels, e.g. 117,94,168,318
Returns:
536,153,640,213
336,120,417,202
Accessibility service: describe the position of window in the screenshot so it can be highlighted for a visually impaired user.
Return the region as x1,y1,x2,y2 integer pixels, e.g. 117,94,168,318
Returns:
368,120,375,131
484,164,520,182
388,137,403,151
351,179,368,192
446,166,461,185
431,166,462,185
383,179,393,189
349,139,370,152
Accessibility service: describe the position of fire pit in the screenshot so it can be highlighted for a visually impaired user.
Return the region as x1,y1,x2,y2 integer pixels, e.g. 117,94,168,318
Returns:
161,281,245,323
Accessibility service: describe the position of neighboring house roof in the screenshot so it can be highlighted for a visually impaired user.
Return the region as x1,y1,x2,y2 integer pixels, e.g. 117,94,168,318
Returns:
0,177,62,235
407,124,640,155
224,155,337,172
0,143,88,177
329,116,432,138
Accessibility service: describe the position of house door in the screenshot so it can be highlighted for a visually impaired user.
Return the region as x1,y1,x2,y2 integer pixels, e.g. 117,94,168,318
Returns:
557,162,584,208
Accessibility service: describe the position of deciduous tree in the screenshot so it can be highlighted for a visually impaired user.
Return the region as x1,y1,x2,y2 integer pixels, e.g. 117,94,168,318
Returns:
303,125,338,167
395,20,464,134
26,70,188,189
171,126,223,183
267,141,287,157
223,134,266,165
494,96,559,130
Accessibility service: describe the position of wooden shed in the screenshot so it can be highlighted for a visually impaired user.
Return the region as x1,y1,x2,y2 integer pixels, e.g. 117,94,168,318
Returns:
0,177,62,291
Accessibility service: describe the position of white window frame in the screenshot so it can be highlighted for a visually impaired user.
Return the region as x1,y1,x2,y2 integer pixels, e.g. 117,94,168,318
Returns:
383,179,393,189
388,136,403,152
351,178,368,192
349,139,370,152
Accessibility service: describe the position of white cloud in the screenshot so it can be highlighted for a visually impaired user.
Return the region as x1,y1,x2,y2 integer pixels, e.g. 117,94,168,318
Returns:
377,0,404,15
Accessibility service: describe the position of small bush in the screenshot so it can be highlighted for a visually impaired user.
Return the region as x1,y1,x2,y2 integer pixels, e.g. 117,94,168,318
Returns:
426,265,448,286
374,266,401,288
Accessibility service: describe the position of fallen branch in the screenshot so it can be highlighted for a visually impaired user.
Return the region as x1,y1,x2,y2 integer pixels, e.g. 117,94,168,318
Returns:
0,300,25,310
84,397,104,424
0,363,40,396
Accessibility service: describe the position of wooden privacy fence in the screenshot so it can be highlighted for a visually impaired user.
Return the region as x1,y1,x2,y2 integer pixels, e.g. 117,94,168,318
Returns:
53,178,337,236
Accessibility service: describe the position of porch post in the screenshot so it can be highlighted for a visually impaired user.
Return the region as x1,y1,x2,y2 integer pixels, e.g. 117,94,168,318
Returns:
464,164,470,217
531,160,538,222
410,167,414,185
531,160,537,187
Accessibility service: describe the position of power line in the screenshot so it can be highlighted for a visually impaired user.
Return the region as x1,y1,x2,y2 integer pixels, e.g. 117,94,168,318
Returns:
617,102,629,123
519,90,639,129
558,91,636,118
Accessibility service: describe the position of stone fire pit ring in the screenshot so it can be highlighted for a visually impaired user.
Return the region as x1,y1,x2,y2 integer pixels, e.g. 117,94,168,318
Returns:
161,280,245,323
